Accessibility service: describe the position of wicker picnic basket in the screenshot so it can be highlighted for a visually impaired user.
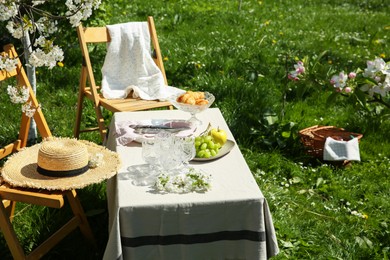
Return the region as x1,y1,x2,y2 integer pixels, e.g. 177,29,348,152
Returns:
299,125,363,159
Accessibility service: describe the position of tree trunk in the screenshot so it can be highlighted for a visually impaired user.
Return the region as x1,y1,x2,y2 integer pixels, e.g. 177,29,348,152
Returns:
21,33,38,143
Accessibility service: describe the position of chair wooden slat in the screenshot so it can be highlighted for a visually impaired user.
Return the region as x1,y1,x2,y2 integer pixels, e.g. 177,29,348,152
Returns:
0,183,64,209
0,141,22,160
82,27,111,43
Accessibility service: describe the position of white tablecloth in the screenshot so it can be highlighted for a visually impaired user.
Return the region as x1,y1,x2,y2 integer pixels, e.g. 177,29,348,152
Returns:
103,108,279,259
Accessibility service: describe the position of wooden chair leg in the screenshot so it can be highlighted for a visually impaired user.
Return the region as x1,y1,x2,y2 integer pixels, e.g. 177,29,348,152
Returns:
0,201,26,259
0,191,96,259
94,106,108,141
74,97,83,139
66,190,97,248
2,199,16,222
27,216,81,259
74,70,86,139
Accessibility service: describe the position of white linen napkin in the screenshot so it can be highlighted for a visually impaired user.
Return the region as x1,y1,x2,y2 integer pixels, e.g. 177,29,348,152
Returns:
101,22,182,100
323,137,360,161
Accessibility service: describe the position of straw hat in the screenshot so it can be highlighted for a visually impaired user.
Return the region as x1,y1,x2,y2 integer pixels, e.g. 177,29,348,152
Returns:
1,137,121,191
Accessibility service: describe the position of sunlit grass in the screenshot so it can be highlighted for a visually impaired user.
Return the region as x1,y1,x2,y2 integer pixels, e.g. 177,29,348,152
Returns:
0,0,389,259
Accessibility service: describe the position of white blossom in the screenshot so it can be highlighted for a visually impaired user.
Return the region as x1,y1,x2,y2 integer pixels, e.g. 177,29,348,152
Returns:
22,101,38,118
32,0,46,6
7,85,30,104
330,71,348,89
65,0,101,27
36,17,58,36
363,58,390,78
89,153,104,168
29,37,64,69
0,54,18,72
155,168,212,193
360,58,390,97
6,20,25,39
0,2,18,21
1,0,100,115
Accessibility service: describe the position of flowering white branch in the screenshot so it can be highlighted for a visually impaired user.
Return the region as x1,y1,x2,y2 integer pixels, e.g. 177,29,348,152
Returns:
331,58,390,98
0,53,19,71
155,168,212,193
1,0,101,70
1,0,101,118
22,101,40,118
7,85,29,104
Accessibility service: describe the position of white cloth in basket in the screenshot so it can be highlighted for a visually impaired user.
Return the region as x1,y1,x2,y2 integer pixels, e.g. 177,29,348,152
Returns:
101,22,182,100
323,137,360,161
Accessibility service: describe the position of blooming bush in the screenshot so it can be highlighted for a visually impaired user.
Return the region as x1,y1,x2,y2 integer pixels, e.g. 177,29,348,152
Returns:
1,0,100,118
288,60,305,81
286,51,330,100
329,58,390,109
0,0,100,70
1,51,38,118
330,58,390,97
288,55,390,112
0,52,18,71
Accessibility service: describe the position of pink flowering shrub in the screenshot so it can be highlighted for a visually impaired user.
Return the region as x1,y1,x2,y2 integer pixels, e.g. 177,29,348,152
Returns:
288,55,390,111
288,61,305,81
329,58,390,109
285,52,329,100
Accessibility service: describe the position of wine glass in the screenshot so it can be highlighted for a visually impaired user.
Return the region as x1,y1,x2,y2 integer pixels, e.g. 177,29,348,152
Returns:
155,131,183,173
142,139,159,172
169,92,215,126
178,136,196,167
131,139,160,186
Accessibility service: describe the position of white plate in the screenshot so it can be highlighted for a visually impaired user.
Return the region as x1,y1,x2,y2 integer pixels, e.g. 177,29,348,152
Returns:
128,119,196,143
192,140,235,161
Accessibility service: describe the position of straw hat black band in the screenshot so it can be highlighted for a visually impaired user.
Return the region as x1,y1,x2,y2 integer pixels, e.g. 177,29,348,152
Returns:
37,164,89,177
1,137,122,191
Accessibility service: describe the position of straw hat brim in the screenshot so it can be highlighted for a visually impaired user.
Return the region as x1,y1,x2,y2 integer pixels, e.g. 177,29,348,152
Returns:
1,140,121,191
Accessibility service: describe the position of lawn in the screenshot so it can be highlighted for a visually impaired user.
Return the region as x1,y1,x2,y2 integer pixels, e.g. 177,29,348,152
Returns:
0,0,389,259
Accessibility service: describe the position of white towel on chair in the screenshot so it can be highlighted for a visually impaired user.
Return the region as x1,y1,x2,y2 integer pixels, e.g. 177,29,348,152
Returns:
101,22,182,100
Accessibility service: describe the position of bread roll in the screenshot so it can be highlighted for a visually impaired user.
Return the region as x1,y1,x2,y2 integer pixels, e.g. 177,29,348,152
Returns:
177,91,208,105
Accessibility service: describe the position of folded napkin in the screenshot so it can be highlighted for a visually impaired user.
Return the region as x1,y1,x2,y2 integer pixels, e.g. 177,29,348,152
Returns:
323,137,360,161
101,22,183,100
115,120,196,146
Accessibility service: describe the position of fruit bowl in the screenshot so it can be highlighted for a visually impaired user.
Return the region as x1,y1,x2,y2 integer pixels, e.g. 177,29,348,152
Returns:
169,92,215,126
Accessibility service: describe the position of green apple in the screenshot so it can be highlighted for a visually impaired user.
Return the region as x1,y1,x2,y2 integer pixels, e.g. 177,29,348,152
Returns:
209,127,227,146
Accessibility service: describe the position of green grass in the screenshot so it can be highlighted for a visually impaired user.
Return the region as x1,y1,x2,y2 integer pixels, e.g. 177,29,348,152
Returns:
1,0,390,259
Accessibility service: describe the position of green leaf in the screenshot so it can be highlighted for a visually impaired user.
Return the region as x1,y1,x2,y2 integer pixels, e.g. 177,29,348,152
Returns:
264,114,278,125
291,176,302,184
299,239,312,247
280,240,295,248
355,236,373,249
281,131,291,138
326,92,339,106
354,88,367,106
363,236,373,249
297,84,307,99
316,177,324,188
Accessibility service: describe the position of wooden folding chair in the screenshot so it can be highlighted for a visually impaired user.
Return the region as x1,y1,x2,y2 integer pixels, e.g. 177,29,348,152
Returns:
74,16,173,141
0,44,96,259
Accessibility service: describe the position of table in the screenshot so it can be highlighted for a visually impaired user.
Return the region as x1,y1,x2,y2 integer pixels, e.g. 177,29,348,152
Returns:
103,108,279,259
